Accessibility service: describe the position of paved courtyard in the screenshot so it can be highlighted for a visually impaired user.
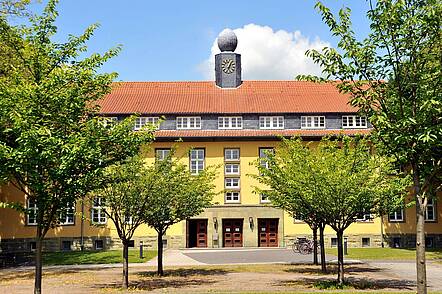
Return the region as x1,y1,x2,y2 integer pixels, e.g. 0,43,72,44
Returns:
1,249,442,293
146,248,329,266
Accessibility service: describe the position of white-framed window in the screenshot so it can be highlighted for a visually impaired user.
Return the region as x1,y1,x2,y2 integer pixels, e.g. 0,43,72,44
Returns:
301,116,325,129
134,117,160,131
190,149,204,174
342,115,367,128
259,116,284,129
124,215,133,225
260,193,271,204
225,163,240,175
156,148,171,161
59,203,75,225
356,211,373,222
389,209,404,222
259,148,274,169
100,116,118,127
225,191,240,203
176,117,201,130
224,148,240,161
91,197,106,224
425,198,436,222
225,178,240,189
218,117,243,129
26,198,37,225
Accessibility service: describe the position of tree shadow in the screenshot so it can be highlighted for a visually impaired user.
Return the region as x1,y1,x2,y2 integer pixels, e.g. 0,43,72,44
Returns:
278,276,415,290
138,268,229,277
0,268,88,281
95,268,228,291
284,265,382,275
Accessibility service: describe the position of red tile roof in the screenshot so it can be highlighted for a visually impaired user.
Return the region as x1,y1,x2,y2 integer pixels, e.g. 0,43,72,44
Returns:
98,81,358,114
154,129,371,139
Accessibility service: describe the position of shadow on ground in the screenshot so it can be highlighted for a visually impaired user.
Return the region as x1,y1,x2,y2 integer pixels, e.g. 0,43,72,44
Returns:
95,268,228,291
278,276,415,290
0,268,85,281
284,265,382,275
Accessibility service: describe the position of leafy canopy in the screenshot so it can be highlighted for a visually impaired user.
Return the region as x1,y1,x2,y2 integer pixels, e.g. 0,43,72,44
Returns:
142,148,218,234
298,0,441,193
0,0,154,235
254,136,410,231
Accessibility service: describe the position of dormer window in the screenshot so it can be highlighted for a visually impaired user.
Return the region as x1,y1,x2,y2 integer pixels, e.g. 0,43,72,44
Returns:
100,117,118,127
342,115,367,128
301,116,325,129
134,117,160,131
176,117,201,130
259,116,284,129
218,117,243,129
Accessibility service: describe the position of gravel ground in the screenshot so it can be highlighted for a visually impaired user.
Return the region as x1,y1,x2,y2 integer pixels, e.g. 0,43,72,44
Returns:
1,261,441,293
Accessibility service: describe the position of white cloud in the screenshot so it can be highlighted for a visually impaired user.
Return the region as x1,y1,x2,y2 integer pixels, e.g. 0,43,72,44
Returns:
198,24,330,80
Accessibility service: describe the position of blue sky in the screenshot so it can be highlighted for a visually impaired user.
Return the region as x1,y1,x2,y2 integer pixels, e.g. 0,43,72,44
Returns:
29,0,371,81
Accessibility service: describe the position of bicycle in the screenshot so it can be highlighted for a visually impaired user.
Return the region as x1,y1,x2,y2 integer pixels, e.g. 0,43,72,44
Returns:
292,238,319,255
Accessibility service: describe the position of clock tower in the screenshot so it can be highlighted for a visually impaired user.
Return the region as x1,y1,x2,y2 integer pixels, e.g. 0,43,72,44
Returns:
215,29,242,88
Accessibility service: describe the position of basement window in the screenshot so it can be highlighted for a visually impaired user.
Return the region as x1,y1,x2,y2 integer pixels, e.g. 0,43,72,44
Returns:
61,241,72,251
362,238,370,247
95,240,104,250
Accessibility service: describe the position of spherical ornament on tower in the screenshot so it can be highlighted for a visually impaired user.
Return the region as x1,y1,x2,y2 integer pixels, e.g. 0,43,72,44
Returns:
217,29,238,52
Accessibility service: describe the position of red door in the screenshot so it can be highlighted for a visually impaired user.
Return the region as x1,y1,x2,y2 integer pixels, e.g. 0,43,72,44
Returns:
196,220,207,248
223,219,243,247
258,219,278,247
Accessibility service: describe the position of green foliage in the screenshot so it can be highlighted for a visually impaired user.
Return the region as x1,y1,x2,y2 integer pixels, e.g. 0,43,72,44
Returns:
298,0,442,195
253,136,410,283
0,0,154,237
0,0,32,17
92,155,157,242
142,148,218,234
254,136,410,231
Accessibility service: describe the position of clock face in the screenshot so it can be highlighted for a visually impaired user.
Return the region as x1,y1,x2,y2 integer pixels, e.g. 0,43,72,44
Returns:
221,59,236,74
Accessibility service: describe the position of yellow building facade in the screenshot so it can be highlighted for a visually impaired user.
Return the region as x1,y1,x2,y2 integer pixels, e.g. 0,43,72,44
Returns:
1,30,441,253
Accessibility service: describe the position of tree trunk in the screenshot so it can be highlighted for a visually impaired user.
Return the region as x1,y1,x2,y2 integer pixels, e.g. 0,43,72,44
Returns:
312,225,318,265
380,214,385,248
122,241,129,289
336,230,344,285
80,199,85,251
34,228,43,294
319,225,327,273
413,165,427,294
157,231,164,276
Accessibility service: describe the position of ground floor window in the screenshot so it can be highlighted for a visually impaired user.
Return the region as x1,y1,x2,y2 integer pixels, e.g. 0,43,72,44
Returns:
362,237,370,247
425,198,436,222
225,192,240,203
91,197,106,224
389,209,404,222
26,198,38,225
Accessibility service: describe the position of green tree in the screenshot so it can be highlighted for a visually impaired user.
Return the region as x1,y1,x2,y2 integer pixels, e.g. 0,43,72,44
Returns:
91,155,157,289
0,1,154,293
299,1,441,292
253,144,327,272
0,0,31,17
142,149,218,276
255,136,409,285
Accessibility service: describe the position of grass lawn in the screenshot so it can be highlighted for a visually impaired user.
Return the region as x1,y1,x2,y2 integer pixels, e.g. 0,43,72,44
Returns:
42,249,157,265
326,247,442,260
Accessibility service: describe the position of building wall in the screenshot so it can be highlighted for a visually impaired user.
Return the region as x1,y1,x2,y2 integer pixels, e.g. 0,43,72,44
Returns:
1,140,441,252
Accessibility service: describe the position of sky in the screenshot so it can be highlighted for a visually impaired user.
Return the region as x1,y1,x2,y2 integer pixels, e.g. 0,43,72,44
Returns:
27,0,372,81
